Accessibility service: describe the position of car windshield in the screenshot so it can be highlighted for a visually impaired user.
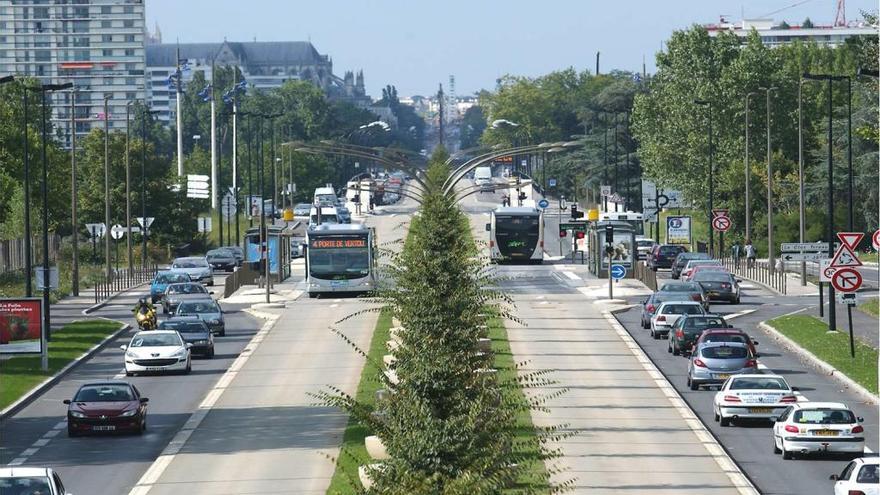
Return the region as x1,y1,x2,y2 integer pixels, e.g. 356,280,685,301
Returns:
168,284,207,295
661,304,703,315
704,334,748,345
636,240,654,248
178,301,219,314
156,273,189,284
74,384,134,402
173,260,206,268
130,333,181,347
660,246,683,255
729,377,788,390
660,283,701,292
160,322,207,333
792,408,856,424
701,346,748,359
684,317,727,329
695,272,733,282
0,477,53,493
207,250,232,258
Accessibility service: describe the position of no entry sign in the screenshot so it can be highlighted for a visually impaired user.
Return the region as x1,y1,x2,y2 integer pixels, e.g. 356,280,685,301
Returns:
831,268,862,293
873,230,880,251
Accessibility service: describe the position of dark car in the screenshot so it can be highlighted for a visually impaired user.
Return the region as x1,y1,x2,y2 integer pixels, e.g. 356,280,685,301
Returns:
150,271,191,303
657,281,709,310
667,314,730,356
64,382,148,436
695,328,759,357
671,252,713,279
640,292,695,329
162,282,212,314
175,299,225,336
693,270,741,304
337,206,352,224
206,248,237,271
223,246,244,266
647,244,687,271
158,317,215,357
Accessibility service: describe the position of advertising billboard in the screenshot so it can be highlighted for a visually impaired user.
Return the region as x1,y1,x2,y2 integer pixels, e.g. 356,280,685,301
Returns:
0,298,43,354
666,216,692,245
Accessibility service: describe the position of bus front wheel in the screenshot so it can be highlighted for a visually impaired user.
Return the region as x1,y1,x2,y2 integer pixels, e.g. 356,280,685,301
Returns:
308,292,318,299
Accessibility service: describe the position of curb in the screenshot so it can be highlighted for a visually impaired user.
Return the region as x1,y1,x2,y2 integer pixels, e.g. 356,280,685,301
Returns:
757,320,879,405
0,319,132,421
82,281,151,316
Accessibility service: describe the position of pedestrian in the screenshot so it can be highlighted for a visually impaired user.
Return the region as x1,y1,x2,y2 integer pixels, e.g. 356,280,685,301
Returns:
731,241,741,269
745,239,756,268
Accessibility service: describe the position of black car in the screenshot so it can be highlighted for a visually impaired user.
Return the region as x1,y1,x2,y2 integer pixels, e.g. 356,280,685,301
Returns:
222,246,244,266
647,244,687,271
693,270,741,304
671,252,712,279
158,317,215,357
206,248,237,271
657,281,709,310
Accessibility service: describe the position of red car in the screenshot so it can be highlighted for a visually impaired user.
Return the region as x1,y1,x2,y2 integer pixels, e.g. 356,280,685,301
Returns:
693,328,759,357
64,381,148,436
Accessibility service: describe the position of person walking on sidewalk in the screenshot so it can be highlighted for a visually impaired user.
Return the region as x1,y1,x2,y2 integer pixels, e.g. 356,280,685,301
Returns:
731,241,741,269
745,239,756,268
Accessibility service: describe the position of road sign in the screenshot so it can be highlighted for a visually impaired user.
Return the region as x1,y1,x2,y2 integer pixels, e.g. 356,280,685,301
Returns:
538,199,550,209
712,208,729,218
197,217,212,233
85,222,106,238
781,242,830,252
559,222,588,232
135,217,155,229
712,216,731,232
781,252,825,262
609,193,623,203
110,224,125,240
873,230,880,251
187,174,210,199
600,185,611,197
221,203,237,219
831,268,862,293
548,178,557,188
35,266,59,290
829,244,862,268
610,264,627,280
837,292,859,306
819,259,835,283
837,232,864,250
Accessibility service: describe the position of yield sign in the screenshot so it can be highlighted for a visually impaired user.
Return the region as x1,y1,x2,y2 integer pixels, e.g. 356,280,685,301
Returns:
831,268,862,293
829,244,862,268
836,232,864,250
712,208,729,218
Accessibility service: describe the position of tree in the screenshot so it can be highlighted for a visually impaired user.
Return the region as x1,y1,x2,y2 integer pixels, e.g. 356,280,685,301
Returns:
459,105,486,150
802,17,815,28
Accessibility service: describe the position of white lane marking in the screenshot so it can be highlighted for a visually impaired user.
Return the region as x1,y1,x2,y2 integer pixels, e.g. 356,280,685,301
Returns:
127,310,279,495
330,304,339,308
43,430,59,439
602,309,760,495
7,458,26,466
53,421,66,430
32,438,50,447
19,448,38,457
725,309,757,320
562,271,581,280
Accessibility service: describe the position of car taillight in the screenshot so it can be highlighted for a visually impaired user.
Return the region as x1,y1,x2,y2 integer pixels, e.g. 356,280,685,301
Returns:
675,329,684,338
784,425,799,433
489,240,494,248
852,425,864,434
693,358,706,368
745,359,757,368
780,396,797,403
723,395,741,402
657,315,666,322
847,490,866,495
646,304,655,312
691,294,701,301
721,283,731,289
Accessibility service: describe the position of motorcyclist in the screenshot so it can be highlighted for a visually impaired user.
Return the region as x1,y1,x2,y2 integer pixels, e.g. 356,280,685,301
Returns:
133,298,157,329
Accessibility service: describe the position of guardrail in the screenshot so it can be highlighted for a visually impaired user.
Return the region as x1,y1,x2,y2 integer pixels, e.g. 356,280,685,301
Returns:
93,265,158,303
720,256,787,295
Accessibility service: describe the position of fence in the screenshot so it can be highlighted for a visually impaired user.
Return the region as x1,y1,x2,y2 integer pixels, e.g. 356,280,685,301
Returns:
633,261,658,291
223,263,259,298
93,265,158,304
720,256,787,295
0,235,62,274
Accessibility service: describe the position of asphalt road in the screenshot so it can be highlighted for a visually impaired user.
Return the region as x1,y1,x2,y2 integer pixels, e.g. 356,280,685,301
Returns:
613,270,879,495
0,271,264,495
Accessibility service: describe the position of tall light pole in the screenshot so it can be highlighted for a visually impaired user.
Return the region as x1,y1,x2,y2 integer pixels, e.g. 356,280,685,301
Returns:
125,100,134,275
103,96,112,280
69,86,80,295
744,91,757,243
141,106,160,269
21,82,33,298
694,99,714,256
759,87,778,274
797,81,806,285
175,46,184,176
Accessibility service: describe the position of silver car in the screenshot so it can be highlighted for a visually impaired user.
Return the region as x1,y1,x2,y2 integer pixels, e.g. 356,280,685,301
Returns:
170,256,214,286
687,342,757,390
175,299,225,336
162,282,212,314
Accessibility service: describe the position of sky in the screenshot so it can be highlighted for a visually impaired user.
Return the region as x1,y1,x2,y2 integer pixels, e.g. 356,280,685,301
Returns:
146,0,877,98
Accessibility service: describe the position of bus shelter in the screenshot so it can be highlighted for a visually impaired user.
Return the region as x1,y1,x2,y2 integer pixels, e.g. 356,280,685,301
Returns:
244,225,292,282
588,221,636,279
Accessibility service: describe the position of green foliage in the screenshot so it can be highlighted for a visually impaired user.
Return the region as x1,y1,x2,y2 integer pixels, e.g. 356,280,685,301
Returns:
460,105,487,150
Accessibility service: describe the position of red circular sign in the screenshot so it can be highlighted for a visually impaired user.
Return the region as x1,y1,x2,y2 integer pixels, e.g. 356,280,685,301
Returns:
712,216,731,232
873,229,880,251
831,268,862,293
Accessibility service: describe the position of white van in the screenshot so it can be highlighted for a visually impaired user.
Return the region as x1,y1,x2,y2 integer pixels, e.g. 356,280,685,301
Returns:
313,186,336,207
309,206,339,227
474,166,493,191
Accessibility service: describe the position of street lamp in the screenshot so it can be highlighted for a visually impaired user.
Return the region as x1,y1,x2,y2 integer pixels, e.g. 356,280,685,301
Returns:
693,99,714,257
69,86,80,296
103,95,112,281
140,105,160,269
125,100,134,275
744,91,757,243
759,87,778,274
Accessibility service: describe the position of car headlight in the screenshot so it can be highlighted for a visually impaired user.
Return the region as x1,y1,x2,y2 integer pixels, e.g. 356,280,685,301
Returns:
70,411,87,418
126,351,138,358
195,340,207,344
172,348,187,358
209,319,221,325
119,409,137,417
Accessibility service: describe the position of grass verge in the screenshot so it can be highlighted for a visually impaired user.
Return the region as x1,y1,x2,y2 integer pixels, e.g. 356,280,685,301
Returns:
858,298,879,318
0,319,124,410
767,314,878,395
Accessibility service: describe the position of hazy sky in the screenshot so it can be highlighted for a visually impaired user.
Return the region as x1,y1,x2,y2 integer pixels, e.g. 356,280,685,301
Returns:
146,0,876,97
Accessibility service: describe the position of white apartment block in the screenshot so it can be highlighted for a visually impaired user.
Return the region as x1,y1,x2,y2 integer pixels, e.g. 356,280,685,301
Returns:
706,18,878,47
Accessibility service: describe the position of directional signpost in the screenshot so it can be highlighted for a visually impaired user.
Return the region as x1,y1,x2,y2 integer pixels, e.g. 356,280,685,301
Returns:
781,242,832,262
538,198,549,209
187,174,210,199
829,232,864,358
610,264,626,280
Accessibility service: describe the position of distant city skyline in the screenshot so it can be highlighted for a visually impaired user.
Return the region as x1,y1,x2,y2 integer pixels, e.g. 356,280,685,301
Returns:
146,0,877,97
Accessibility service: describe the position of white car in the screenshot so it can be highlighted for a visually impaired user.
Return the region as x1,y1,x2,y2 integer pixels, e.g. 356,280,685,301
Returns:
0,467,70,495
713,374,798,426
635,237,656,260
650,301,705,339
772,402,866,460
831,456,879,495
121,330,191,376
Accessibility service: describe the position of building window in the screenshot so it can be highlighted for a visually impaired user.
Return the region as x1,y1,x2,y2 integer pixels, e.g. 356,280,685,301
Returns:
102,49,112,57
35,50,50,61
125,34,135,42
124,49,134,56
104,77,113,85
73,6,88,18
126,77,136,85
101,20,111,28
123,5,134,14
123,19,134,28
102,34,112,43
126,92,136,99
101,6,111,14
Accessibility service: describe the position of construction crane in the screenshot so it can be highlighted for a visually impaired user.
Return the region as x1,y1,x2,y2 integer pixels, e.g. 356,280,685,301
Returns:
834,0,846,26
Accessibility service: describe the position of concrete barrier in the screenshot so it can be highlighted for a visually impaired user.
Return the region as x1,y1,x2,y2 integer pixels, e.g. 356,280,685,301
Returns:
365,435,391,460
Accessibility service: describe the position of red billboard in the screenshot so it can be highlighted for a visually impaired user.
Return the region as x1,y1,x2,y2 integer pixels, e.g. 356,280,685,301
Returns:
0,298,43,354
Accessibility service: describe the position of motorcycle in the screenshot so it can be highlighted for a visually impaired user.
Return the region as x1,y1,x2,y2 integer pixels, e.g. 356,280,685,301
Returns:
135,306,157,330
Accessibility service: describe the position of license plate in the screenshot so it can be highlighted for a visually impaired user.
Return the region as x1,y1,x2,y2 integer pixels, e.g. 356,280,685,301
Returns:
749,407,773,413
330,280,348,287
93,425,116,431
708,291,719,296
715,374,730,380
815,430,839,437
146,367,165,371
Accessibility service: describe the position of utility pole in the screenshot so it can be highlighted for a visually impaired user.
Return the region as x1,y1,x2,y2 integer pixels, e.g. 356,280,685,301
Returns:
210,62,218,212
745,92,756,243
70,88,79,296
613,113,619,212
438,84,445,147
175,45,184,176
23,88,32,298
797,82,806,285
125,101,133,275
596,51,600,75
761,87,777,274
232,70,240,246
103,97,112,280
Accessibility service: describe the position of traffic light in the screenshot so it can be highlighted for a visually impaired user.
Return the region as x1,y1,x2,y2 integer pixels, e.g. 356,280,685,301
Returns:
605,224,615,255
571,204,578,219
559,230,567,238
576,231,585,239
518,191,527,201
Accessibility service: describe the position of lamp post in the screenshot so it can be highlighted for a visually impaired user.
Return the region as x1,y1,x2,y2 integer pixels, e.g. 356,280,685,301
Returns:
21,81,34,297
694,99,714,256
759,87,778,274
140,106,159,269
744,91,757,243
69,86,80,295
125,101,134,275
797,82,806,285
103,96,112,280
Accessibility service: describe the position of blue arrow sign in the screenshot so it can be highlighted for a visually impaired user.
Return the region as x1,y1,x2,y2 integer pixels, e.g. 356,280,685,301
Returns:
610,264,627,280
538,199,550,209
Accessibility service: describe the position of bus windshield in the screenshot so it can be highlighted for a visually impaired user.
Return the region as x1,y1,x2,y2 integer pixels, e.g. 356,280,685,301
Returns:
495,215,539,258
309,235,370,280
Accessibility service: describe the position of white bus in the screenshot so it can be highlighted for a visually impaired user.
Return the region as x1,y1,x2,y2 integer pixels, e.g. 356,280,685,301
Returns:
487,207,544,264
600,211,645,236
313,186,337,207
305,224,376,297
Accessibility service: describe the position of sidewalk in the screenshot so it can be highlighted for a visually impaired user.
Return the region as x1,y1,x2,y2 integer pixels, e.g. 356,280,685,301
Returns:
803,295,880,349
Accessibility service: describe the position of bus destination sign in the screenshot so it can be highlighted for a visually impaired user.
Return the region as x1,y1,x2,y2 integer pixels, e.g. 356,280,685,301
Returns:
310,237,368,249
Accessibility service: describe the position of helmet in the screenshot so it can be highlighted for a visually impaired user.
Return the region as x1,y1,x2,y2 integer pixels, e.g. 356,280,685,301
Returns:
138,298,147,305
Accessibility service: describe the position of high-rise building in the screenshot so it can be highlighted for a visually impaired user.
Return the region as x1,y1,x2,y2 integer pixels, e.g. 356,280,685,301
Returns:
705,17,877,47
0,0,147,148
